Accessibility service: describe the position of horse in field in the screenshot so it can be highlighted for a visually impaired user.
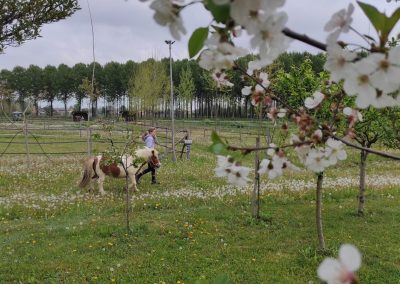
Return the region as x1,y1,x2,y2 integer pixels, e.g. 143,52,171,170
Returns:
79,147,160,195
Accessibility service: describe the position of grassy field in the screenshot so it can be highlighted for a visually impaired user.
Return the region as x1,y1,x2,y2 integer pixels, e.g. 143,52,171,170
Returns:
1,120,400,283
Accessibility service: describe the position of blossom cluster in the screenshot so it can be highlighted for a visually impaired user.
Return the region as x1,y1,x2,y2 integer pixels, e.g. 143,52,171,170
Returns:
324,3,400,109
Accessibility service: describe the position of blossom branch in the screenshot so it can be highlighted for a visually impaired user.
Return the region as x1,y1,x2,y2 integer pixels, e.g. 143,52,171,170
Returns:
282,27,327,52
227,141,313,154
234,63,300,116
332,135,400,161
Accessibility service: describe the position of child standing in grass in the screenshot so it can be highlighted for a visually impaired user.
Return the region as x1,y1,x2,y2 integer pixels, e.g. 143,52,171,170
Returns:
136,127,159,184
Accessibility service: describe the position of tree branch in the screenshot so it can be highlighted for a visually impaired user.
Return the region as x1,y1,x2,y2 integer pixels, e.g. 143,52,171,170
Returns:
333,135,400,161
283,28,327,52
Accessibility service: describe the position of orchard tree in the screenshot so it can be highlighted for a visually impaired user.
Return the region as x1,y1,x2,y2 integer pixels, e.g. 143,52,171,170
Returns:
0,0,79,52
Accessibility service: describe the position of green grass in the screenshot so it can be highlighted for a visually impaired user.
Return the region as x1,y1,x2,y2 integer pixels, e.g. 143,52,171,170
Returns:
1,121,400,283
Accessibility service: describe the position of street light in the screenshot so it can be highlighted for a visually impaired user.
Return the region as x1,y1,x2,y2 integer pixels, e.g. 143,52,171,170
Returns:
165,40,177,162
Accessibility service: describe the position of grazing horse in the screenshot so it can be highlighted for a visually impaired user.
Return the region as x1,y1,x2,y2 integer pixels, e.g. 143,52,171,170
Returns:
79,147,160,195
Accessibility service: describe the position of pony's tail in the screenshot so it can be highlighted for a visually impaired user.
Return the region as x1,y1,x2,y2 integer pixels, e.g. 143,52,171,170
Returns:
79,157,95,188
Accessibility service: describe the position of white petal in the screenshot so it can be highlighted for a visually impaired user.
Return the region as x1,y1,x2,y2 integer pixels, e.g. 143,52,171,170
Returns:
317,258,342,282
339,244,362,272
343,107,352,116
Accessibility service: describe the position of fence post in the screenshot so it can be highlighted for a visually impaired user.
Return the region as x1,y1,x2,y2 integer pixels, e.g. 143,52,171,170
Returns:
251,137,260,219
87,128,92,156
186,129,191,160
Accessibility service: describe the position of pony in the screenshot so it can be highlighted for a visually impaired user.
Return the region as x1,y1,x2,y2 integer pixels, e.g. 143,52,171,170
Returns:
78,147,160,195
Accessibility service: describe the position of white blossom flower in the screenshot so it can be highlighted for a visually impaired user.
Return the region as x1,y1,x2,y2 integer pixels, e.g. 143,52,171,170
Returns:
318,244,361,284
343,107,363,127
324,3,354,33
258,72,270,88
230,0,262,29
343,57,377,108
325,138,347,165
324,44,356,82
214,155,234,177
305,92,325,109
247,59,271,75
199,34,247,72
369,47,400,93
149,0,186,40
226,164,251,187
212,71,234,87
259,157,282,179
214,156,251,187
305,148,329,173
241,86,252,96
343,107,362,121
249,12,289,64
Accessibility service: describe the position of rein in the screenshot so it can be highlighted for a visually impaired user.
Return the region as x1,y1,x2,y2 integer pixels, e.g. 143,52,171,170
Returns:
135,161,147,175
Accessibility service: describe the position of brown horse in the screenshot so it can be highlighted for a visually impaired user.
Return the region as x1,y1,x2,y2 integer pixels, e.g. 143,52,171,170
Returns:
79,147,160,195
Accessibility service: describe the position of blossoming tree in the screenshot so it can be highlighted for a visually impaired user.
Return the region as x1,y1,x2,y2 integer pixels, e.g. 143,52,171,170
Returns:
140,0,400,281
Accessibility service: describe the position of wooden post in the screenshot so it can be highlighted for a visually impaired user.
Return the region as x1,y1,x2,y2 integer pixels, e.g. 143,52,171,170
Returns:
186,129,191,160
251,137,260,219
87,128,92,156
316,172,326,251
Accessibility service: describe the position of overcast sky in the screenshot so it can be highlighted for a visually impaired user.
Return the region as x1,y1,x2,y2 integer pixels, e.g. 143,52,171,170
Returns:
0,0,399,70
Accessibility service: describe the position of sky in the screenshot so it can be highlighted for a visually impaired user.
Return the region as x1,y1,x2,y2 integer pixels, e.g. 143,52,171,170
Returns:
1,0,399,71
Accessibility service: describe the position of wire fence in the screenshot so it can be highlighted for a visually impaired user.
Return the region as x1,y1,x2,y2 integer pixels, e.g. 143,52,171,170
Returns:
0,118,265,159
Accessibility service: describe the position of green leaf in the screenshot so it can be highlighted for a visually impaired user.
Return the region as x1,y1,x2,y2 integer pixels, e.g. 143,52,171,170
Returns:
210,131,226,154
210,142,225,154
188,27,209,58
211,131,224,144
385,7,400,38
205,0,230,23
357,2,386,34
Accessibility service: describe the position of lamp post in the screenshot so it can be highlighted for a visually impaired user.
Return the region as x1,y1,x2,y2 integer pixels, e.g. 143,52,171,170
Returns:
165,40,177,162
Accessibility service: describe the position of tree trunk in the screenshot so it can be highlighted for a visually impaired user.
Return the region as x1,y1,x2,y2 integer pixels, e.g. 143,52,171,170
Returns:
358,150,368,216
50,100,53,117
316,172,326,251
64,101,67,118
252,137,260,219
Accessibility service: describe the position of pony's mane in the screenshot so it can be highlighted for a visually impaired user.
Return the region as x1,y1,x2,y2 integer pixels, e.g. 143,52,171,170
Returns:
135,147,157,159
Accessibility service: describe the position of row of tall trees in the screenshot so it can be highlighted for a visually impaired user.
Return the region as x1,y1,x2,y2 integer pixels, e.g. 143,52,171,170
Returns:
0,52,326,119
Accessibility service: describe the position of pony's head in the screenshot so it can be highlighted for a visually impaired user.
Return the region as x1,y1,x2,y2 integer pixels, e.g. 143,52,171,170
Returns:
149,149,161,169
135,147,161,168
